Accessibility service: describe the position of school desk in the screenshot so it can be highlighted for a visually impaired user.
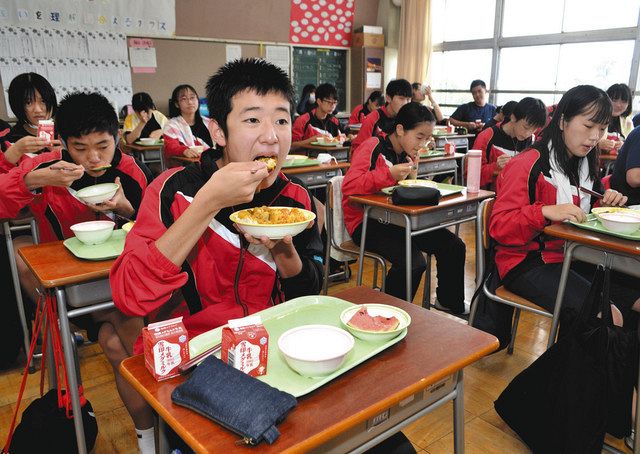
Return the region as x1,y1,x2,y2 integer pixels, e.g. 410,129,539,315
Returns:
432,133,475,153
122,142,166,170
303,143,350,162
120,286,499,454
282,161,351,190
418,152,464,184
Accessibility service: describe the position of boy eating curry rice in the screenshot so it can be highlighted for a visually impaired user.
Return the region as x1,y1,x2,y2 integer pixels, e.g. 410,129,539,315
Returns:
110,58,324,453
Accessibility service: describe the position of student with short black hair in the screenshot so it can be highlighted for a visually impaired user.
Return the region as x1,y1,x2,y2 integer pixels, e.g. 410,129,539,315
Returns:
123,92,168,144
474,97,547,189
449,79,497,137
111,59,324,452
342,102,468,313
483,100,517,131
599,83,633,153
163,84,213,158
2,73,62,167
292,82,346,146
348,90,383,126
351,78,413,150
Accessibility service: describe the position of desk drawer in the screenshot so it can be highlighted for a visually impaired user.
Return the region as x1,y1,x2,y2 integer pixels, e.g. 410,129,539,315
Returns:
435,137,469,149
296,169,341,188
418,159,457,175
313,374,457,454
65,279,112,308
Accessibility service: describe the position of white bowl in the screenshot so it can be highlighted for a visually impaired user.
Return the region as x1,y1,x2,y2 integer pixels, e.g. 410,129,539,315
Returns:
278,325,354,377
75,183,119,205
398,179,436,188
229,207,316,240
139,137,156,144
70,220,115,245
597,212,640,234
340,304,411,343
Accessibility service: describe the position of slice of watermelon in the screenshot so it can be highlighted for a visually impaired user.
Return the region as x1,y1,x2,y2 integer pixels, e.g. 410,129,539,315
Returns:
348,307,400,332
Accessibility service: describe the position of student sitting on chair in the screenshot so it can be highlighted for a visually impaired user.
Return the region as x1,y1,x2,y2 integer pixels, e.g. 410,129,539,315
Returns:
342,102,468,314
490,85,640,332
473,97,547,190
348,90,383,126
351,79,413,151
123,92,168,145
291,83,347,148
1,73,62,167
411,82,444,123
611,125,640,206
163,84,214,159
110,59,324,453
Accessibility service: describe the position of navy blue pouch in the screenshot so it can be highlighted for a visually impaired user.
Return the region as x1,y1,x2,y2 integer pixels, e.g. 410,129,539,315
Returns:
171,356,297,445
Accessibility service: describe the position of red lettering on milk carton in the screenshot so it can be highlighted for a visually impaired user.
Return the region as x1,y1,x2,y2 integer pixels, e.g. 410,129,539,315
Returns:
143,316,190,381
221,315,269,377
37,119,55,142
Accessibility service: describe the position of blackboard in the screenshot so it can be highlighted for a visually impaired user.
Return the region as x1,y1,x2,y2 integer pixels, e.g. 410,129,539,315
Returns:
292,47,347,112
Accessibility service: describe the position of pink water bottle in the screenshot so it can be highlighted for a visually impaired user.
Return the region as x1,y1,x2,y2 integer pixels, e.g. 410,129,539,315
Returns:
466,149,482,193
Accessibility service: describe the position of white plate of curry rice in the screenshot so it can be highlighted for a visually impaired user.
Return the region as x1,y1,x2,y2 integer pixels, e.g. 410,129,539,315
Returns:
230,206,315,240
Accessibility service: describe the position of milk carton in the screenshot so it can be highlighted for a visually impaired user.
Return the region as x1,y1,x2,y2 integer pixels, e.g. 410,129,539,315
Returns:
37,119,54,141
142,317,190,381
221,315,269,377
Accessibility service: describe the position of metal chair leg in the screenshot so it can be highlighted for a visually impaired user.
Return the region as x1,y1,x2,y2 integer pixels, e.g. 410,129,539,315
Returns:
421,254,432,309
508,308,521,355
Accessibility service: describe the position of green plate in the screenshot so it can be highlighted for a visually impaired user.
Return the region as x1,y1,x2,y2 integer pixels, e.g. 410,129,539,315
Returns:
570,214,640,241
134,140,163,146
188,295,407,397
310,141,342,147
381,182,466,198
63,229,127,260
419,149,446,158
282,158,321,168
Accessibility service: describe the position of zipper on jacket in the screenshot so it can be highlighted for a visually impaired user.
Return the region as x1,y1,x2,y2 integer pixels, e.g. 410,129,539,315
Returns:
234,237,249,316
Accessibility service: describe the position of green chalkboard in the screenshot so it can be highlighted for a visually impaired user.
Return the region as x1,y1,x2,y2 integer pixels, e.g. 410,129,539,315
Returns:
292,47,347,112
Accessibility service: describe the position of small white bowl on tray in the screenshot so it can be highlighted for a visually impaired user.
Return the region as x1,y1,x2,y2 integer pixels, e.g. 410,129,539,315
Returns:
340,304,411,342
70,220,115,245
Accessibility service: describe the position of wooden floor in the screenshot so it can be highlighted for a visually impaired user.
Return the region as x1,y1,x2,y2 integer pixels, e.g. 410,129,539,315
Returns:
0,222,630,453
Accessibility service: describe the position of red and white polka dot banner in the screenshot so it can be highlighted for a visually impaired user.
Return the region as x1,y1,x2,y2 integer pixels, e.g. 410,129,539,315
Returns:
289,0,355,47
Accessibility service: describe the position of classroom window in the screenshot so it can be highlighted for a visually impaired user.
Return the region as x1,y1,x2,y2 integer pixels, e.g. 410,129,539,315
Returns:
430,0,496,43
562,0,640,32
430,49,493,94
555,40,635,90
502,0,563,37
495,93,558,108
498,45,560,91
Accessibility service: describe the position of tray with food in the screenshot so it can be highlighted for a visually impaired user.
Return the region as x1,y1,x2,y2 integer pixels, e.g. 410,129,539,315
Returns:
571,207,640,241
188,295,409,397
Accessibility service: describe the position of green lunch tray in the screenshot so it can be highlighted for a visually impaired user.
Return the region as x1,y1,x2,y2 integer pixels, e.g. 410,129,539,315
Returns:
571,214,640,242
188,295,408,397
381,182,465,198
419,149,446,158
310,141,342,147
63,229,127,260
134,140,163,146
282,158,321,168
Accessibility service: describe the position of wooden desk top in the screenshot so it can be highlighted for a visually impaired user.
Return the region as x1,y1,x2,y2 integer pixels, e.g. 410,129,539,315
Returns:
544,223,640,257
122,143,163,153
349,189,494,216
419,152,465,163
599,154,617,162
18,241,114,288
168,155,200,165
120,287,498,454
282,161,350,175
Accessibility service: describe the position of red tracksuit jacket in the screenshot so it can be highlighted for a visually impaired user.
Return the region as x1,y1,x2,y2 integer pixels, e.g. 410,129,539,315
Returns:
350,105,394,151
348,103,372,125
489,147,601,281
342,136,402,235
110,150,324,344
292,108,342,142
0,148,150,243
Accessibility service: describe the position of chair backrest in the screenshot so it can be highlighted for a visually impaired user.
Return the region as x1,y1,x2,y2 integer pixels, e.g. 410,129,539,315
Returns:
475,198,495,280
325,175,353,262
601,174,611,190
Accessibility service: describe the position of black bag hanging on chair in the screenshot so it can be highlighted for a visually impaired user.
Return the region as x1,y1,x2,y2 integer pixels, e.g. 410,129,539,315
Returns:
494,265,638,454
3,293,98,454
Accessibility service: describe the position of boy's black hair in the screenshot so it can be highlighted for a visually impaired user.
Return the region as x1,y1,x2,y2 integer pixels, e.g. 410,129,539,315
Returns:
169,84,202,119
508,97,547,127
534,85,611,184
385,79,412,98
367,90,384,105
206,58,295,136
499,100,518,119
411,82,422,91
55,92,119,141
315,83,338,101
470,79,486,91
131,92,155,113
393,102,435,131
8,72,57,125
606,83,632,118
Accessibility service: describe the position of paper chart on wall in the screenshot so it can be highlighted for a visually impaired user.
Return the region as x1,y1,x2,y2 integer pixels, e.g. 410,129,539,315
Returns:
0,26,132,117
265,46,291,76
226,44,241,63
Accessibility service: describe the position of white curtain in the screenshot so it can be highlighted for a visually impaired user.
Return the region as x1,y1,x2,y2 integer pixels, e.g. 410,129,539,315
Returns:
397,0,432,84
